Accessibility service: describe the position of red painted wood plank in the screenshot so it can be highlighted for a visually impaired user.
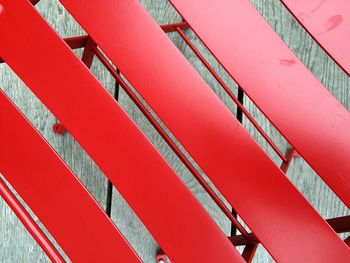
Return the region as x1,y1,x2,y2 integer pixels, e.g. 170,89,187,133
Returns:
0,89,139,262
281,0,350,76
57,0,350,262
169,0,350,208
0,1,240,262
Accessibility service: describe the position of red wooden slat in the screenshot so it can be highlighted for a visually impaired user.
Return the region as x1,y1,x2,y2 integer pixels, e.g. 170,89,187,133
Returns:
281,0,350,76
169,0,350,208
0,1,240,262
57,0,350,262
0,90,140,262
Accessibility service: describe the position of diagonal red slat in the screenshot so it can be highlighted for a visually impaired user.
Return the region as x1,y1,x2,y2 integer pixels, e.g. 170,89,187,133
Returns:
0,1,241,262
0,89,140,262
57,0,350,262
280,0,350,76
0,176,65,263
169,0,350,208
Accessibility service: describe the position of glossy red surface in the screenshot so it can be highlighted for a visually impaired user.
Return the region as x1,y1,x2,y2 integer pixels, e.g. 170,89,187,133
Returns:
281,0,350,76
0,90,139,262
170,0,350,208
58,0,350,262
0,176,65,263
0,1,240,262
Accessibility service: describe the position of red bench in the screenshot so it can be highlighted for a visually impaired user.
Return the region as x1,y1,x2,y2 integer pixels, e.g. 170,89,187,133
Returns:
0,0,349,262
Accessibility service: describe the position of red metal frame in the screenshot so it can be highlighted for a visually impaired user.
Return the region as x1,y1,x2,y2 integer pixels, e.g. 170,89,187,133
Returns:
58,0,349,262
44,30,290,242
0,1,241,262
72,30,349,263
169,0,350,208
0,0,349,262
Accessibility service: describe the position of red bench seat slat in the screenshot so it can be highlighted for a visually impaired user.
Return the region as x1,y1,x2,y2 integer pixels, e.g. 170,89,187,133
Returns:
281,0,350,76
0,1,240,262
58,0,350,262
169,0,350,208
0,89,140,262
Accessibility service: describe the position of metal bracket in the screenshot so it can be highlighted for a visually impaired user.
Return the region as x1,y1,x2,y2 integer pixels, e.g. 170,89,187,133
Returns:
156,249,167,263
52,123,67,135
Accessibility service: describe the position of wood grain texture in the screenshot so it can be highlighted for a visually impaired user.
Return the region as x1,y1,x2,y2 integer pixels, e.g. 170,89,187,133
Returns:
0,0,349,262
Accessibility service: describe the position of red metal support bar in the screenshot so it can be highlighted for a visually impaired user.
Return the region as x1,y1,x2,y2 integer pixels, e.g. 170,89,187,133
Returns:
280,148,298,173
175,27,288,163
345,237,350,247
241,244,258,263
228,215,350,247
229,233,258,247
0,177,65,263
64,35,89,49
160,21,189,33
81,37,96,68
327,215,350,234
92,44,249,237
230,85,244,237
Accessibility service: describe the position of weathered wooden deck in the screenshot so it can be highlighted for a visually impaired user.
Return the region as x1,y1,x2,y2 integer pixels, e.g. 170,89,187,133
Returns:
0,0,349,262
